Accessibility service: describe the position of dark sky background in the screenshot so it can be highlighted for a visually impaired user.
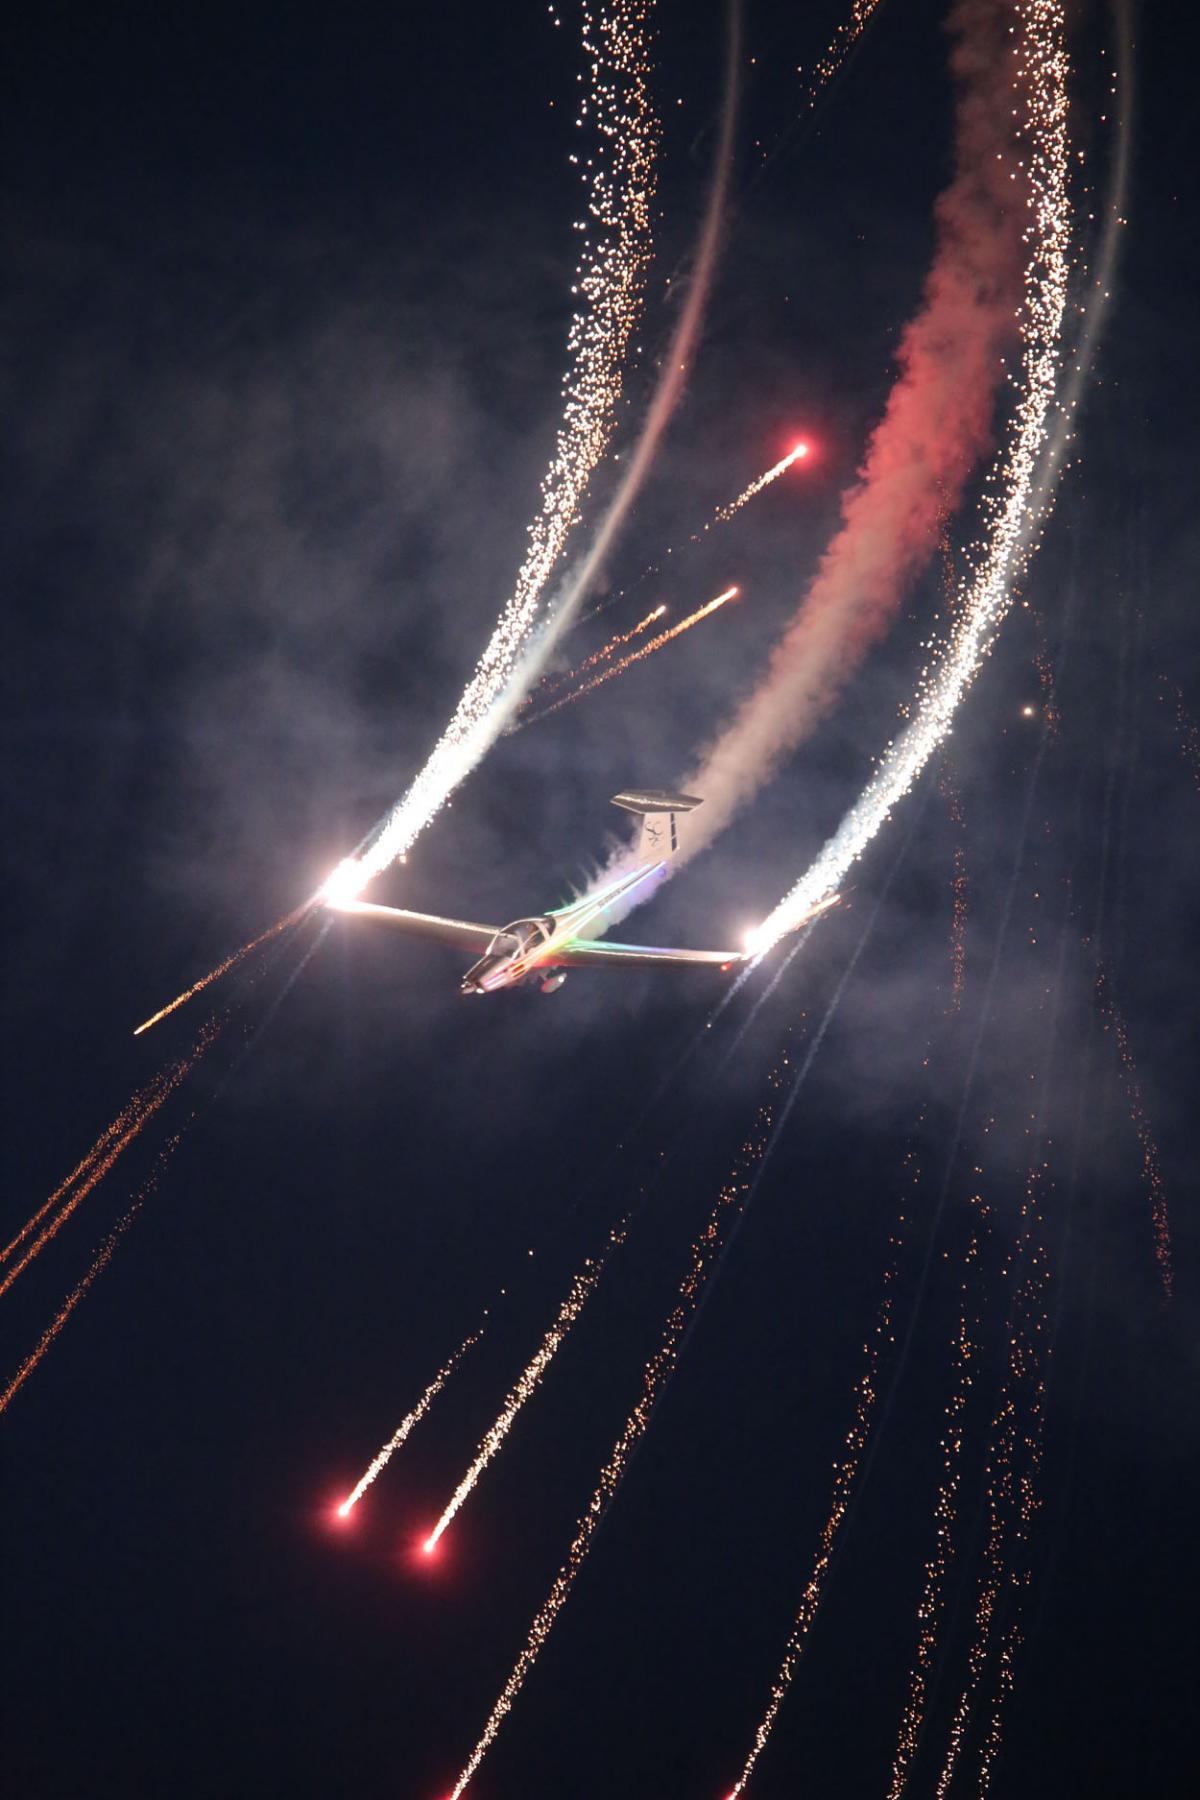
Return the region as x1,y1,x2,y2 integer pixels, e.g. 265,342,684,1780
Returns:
3,2,1197,1797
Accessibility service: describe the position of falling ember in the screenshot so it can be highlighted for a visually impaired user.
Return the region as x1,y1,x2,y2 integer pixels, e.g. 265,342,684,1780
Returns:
0,1018,221,1303
426,1221,626,1550
724,1136,919,1795
133,906,307,1036
0,1129,188,1416
512,587,738,731
1160,675,1200,794
744,0,1073,959
446,1080,782,1798
939,766,968,1011
337,1325,485,1517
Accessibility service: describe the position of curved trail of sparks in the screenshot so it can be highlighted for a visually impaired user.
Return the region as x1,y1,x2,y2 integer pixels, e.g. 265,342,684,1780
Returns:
0,1129,189,1415
336,1325,484,1517
324,0,661,897
446,1079,780,1798
0,1019,221,1302
425,1220,626,1549
132,905,308,1036
510,586,738,732
748,0,1122,963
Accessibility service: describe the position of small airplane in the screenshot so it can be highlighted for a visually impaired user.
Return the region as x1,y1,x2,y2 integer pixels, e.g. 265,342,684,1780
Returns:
325,790,840,996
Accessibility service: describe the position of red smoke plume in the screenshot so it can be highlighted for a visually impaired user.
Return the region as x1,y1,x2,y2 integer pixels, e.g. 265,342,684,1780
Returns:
682,0,1026,856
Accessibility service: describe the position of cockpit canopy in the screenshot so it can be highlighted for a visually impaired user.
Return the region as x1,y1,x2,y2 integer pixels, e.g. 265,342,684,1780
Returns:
485,917,554,960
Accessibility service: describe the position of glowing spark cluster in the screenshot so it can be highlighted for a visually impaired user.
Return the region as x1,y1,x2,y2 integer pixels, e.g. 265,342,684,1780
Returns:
0,1129,189,1415
726,1133,920,1795
713,443,809,521
0,1022,219,1302
337,1326,484,1518
448,1080,781,1798
748,0,1071,957
514,586,738,730
797,2,884,114
887,1205,988,1797
132,907,305,1035
426,1223,625,1549
1096,967,1173,1302
330,0,660,899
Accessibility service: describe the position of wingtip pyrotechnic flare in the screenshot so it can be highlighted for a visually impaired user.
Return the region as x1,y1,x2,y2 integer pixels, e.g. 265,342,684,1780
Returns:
321,858,370,906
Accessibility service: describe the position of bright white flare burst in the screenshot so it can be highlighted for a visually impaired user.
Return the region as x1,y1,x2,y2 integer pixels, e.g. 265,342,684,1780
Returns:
336,1326,483,1517
327,0,659,903
748,0,1071,962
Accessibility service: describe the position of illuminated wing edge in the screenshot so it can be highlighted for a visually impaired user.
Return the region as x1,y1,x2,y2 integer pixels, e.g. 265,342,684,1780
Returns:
327,898,500,953
551,940,741,969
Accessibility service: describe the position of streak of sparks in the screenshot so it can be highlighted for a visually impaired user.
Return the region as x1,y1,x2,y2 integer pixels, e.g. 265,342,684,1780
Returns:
725,1134,919,1795
0,1019,220,1302
327,0,659,899
940,766,968,1010
712,443,809,521
447,1077,781,1798
425,1220,626,1549
1096,966,1173,1303
747,0,1072,957
934,1162,1050,1798
591,446,812,620
517,604,667,715
0,1130,188,1415
336,1326,485,1518
132,905,307,1036
512,586,738,731
886,1202,988,1797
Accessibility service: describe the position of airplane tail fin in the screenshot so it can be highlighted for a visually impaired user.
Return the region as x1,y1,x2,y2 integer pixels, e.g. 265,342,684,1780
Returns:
611,789,703,864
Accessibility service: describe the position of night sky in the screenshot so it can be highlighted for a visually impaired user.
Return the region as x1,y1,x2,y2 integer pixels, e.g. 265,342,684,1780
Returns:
3,3,1198,1797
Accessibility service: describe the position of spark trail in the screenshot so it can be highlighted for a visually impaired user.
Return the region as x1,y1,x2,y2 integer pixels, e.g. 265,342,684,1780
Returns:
746,0,1073,958
446,1078,780,1797
336,1326,484,1517
724,1141,917,1796
0,1129,189,1415
713,443,809,521
510,586,738,731
934,1162,1051,1797
425,1220,626,1549
1,1018,221,1301
886,1201,988,1797
132,906,307,1036
1095,967,1172,1303
517,605,666,714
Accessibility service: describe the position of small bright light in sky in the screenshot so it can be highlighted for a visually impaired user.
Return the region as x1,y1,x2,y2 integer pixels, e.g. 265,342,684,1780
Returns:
1021,703,1036,717
792,440,810,458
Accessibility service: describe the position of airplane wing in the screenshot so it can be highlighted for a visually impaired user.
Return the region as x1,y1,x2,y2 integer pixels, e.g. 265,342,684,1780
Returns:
550,939,740,970
328,897,500,953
